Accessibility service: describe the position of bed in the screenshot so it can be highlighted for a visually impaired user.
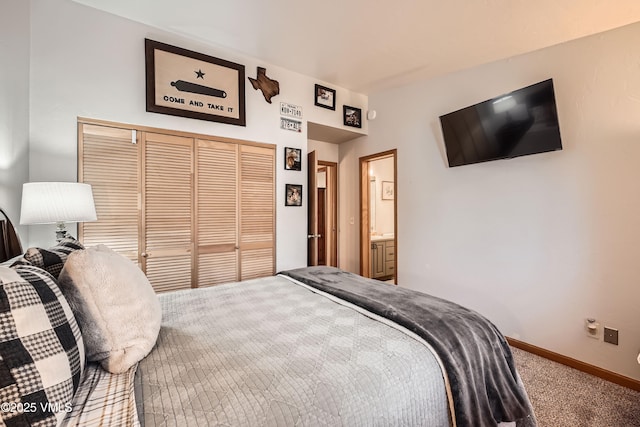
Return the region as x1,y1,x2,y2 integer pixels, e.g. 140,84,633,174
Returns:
0,239,536,427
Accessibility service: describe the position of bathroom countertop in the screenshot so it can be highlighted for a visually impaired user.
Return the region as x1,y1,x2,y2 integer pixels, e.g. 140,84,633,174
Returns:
371,235,394,241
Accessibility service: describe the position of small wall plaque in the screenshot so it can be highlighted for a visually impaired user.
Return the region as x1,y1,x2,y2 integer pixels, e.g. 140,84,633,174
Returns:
280,117,302,133
248,67,279,103
280,102,303,119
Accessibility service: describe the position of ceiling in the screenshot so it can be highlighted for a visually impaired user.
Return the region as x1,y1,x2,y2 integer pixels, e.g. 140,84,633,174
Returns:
72,0,640,95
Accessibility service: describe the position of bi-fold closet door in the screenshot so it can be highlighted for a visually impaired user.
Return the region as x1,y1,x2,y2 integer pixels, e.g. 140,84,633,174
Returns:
79,121,275,292
141,132,193,292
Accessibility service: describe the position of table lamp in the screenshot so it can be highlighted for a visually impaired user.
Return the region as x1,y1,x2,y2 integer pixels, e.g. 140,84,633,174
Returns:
20,182,97,241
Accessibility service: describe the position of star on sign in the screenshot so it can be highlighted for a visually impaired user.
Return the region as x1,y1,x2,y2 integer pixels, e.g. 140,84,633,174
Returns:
195,69,205,79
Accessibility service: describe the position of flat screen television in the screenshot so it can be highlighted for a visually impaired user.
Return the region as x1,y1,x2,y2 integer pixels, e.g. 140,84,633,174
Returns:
439,79,563,167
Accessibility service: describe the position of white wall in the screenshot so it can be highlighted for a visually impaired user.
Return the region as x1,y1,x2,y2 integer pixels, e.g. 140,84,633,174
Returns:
26,0,367,271
341,24,640,380
15,0,640,381
0,0,30,244
369,157,394,235
308,139,339,164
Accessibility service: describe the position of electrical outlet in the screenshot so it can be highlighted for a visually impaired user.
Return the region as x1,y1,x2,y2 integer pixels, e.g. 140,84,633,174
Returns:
603,327,619,345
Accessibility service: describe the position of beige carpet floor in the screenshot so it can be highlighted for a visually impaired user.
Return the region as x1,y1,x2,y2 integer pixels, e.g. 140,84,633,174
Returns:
511,347,640,426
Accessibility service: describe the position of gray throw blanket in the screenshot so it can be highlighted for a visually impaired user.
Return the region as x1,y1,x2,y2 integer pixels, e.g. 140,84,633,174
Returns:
280,266,536,427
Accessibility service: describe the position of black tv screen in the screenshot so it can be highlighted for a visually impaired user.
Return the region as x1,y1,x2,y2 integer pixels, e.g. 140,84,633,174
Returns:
439,79,563,167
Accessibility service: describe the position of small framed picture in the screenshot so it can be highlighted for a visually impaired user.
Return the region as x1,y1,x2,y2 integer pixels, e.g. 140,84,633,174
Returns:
343,105,362,128
285,184,303,206
314,84,336,110
382,181,394,200
284,147,302,170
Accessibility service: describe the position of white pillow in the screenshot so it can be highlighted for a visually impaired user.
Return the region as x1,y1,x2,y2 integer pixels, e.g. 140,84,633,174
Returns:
58,245,161,374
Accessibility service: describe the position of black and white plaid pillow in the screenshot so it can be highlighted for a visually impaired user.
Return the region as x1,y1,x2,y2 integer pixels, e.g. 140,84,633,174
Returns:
22,237,85,279
0,264,85,426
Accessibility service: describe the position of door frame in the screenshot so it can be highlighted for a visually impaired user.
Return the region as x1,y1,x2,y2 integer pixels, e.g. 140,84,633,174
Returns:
318,160,338,266
307,151,318,265
359,149,397,282
307,150,339,267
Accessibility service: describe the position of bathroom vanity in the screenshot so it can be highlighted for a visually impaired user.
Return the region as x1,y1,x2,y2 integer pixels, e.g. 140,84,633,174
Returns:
371,236,395,280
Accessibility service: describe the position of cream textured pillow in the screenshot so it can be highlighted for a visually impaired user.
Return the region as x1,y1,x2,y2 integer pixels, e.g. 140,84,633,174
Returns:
58,245,161,374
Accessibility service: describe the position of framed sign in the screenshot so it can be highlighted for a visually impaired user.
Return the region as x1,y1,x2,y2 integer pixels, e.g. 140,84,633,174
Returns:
145,39,246,126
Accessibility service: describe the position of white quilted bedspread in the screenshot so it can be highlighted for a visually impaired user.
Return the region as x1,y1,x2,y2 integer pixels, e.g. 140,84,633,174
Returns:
134,274,451,426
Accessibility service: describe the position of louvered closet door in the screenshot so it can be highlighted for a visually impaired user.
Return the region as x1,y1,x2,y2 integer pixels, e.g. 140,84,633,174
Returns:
143,132,193,292
79,124,139,263
239,145,275,280
196,139,239,286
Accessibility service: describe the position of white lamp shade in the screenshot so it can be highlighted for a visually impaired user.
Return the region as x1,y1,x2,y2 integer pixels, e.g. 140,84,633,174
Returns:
20,182,97,225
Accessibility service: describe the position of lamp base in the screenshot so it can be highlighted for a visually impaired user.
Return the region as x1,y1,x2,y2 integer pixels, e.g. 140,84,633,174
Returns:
55,222,68,242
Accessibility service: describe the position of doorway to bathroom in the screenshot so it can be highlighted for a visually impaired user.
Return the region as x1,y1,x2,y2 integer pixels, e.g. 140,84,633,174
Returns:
359,149,397,284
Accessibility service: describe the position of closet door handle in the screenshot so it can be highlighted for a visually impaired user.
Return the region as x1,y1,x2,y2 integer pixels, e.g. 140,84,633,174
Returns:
141,252,148,258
